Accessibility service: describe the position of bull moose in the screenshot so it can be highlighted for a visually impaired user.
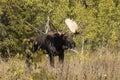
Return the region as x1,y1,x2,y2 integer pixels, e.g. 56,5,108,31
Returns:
24,18,78,67
25,31,76,67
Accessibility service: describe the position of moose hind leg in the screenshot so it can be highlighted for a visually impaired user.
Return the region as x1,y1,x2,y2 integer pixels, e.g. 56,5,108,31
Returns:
25,53,33,68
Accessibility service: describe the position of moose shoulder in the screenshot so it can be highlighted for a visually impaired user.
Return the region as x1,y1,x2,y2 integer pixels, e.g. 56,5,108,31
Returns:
25,31,76,67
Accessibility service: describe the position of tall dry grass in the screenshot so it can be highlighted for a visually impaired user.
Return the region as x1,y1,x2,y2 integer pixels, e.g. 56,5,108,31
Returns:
0,52,120,80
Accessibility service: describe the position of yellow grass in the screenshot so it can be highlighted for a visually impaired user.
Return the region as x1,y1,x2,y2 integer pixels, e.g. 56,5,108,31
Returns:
0,52,120,80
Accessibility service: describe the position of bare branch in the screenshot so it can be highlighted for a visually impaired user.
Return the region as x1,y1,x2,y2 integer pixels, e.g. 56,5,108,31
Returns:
25,21,45,34
45,11,51,34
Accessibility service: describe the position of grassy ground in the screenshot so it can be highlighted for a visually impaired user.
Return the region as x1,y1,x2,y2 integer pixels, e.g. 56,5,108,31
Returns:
0,52,120,80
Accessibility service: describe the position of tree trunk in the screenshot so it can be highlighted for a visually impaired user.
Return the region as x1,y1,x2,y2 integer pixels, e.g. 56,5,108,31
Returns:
81,36,84,54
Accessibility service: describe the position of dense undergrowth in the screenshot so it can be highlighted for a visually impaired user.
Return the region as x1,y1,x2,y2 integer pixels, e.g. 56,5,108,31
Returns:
0,51,119,80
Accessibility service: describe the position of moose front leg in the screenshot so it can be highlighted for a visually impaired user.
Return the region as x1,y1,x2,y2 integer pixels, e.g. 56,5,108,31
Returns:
49,54,55,67
59,53,64,64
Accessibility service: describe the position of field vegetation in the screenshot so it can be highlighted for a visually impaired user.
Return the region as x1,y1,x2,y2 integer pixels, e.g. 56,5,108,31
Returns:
0,51,120,80
0,0,120,80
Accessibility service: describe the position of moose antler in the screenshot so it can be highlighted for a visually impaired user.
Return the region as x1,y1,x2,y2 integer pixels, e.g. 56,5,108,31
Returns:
65,18,78,34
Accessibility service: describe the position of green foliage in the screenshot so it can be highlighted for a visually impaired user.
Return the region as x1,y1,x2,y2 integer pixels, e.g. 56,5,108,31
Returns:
0,0,120,56
0,56,33,80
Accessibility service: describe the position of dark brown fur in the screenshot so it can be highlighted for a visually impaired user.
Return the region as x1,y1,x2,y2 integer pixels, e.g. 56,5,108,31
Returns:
25,31,76,67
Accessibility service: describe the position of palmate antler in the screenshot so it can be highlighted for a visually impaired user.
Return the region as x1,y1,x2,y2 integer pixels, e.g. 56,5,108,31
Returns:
65,18,78,34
